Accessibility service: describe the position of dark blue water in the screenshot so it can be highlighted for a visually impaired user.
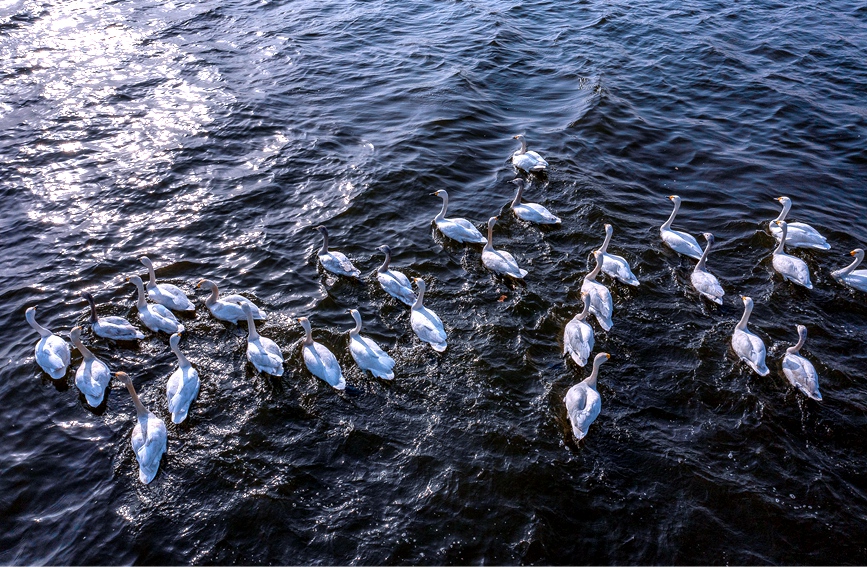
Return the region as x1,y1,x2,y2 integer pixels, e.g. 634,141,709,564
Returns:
1,0,866,563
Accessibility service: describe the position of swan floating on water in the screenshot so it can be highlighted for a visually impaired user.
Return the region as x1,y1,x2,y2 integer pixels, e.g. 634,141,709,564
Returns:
347,309,396,380
314,225,361,278
770,196,830,250
660,195,703,260
831,248,867,292
140,256,195,311
772,221,813,289
376,245,416,306
70,326,110,407
509,179,560,225
597,223,639,286
691,233,725,305
243,303,284,377
299,317,345,390
564,292,594,367
25,306,70,379
116,371,166,484
581,251,614,331
410,278,447,352
197,279,265,324
511,134,548,172
130,276,184,334
782,324,821,401
482,216,528,279
166,333,200,423
564,352,611,441
81,292,144,341
431,190,487,244
731,296,769,376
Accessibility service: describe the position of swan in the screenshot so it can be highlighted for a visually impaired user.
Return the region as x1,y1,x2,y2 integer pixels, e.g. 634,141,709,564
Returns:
772,221,813,289
197,279,265,324
70,326,111,407
731,296,769,376
782,325,822,401
129,276,184,334
581,251,614,331
166,333,200,423
690,233,725,305
509,179,560,224
25,306,70,379
564,352,611,441
770,196,830,250
314,225,361,278
139,257,195,312
431,190,487,244
298,317,345,390
116,371,166,484
376,245,416,306
81,292,144,341
242,303,283,377
660,195,703,260
563,292,594,367
347,309,395,380
511,134,548,172
482,216,529,279
410,278,447,352
597,223,639,286
831,248,867,292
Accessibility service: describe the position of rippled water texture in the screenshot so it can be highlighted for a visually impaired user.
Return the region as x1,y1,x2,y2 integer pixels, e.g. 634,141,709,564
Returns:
2,0,866,563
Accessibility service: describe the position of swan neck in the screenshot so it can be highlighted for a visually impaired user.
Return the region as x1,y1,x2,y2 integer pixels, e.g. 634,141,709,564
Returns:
26,310,52,338
350,314,362,336
205,284,219,306
412,283,425,309
377,249,391,273
85,296,99,323
435,194,448,222
578,295,591,320
736,302,753,331
484,221,495,251
662,200,679,230
245,309,260,341
517,137,527,154
587,358,603,388
838,252,863,276
134,281,147,308
511,183,523,208
302,324,314,346
599,227,612,254
775,200,791,222
146,263,157,287
71,332,95,361
124,380,148,418
319,231,329,255
774,224,787,254
171,342,190,368
588,254,602,280
786,332,806,355
696,239,711,270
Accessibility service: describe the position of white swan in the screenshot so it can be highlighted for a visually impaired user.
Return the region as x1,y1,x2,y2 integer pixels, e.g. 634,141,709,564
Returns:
314,225,361,278
116,371,166,484
772,221,813,289
511,134,549,172
691,233,725,305
25,306,70,379
140,256,195,311
243,303,283,377
782,325,821,401
166,333,200,423
432,190,487,245
581,251,614,331
564,292,594,367
731,296,769,376
509,179,560,224
129,276,184,334
831,248,867,292
482,216,529,279
81,292,144,341
70,326,110,407
660,195,703,260
197,279,265,324
347,309,396,380
299,317,345,390
410,278,447,352
564,352,611,441
376,245,416,306
770,196,830,250
597,223,639,286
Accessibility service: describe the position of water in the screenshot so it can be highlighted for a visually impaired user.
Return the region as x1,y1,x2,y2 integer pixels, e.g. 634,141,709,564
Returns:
1,0,866,563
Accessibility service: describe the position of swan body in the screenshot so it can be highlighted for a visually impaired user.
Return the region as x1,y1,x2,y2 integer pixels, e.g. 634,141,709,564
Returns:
166,333,200,423
691,233,725,305
243,303,284,377
831,249,867,292
581,251,614,331
782,325,821,401
511,134,548,172
482,216,528,279
198,279,265,324
509,179,560,224
140,256,195,311
432,190,487,244
314,225,361,278
564,292,594,367
772,221,813,289
564,353,610,441
410,278,447,352
660,195,703,260
70,326,111,407
81,292,143,341
347,309,395,380
25,306,71,379
129,276,184,333
597,223,639,286
376,245,416,306
731,296,769,376
769,197,830,250
117,372,166,484
299,317,345,389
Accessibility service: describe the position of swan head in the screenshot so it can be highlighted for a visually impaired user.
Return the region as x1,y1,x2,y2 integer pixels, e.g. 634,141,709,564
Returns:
703,232,714,244
512,134,525,142
80,291,95,303
604,223,613,235
593,250,602,260
313,225,329,236
431,190,447,199
487,216,498,228
851,248,864,258
412,277,426,291
241,302,253,315
740,295,753,308
510,178,525,188
128,275,144,288
297,317,312,333
169,333,181,350
774,220,787,230
114,371,131,384
796,324,808,342
775,196,791,205
70,325,82,343
139,256,153,269
593,352,611,365
377,244,391,254
197,279,215,290
347,308,362,325
668,195,680,203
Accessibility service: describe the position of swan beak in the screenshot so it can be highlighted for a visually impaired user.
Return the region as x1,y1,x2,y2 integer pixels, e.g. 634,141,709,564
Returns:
430,191,440,196
852,250,857,256
775,197,783,201
605,353,611,360
667,195,674,200
741,295,748,301
512,135,519,139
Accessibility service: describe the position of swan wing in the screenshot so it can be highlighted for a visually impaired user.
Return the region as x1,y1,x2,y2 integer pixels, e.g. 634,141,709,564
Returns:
303,342,346,389
350,335,396,380
143,304,184,333
691,269,725,304
436,218,487,244
218,295,265,319
36,335,71,379
133,414,167,484
661,228,703,259
782,353,821,400
564,383,601,440
564,317,593,367
601,253,639,286
378,272,417,306
75,358,111,407
732,329,769,376
320,251,361,278
411,307,447,351
771,222,830,250
482,249,527,279
773,254,813,289
513,203,561,224
581,279,613,331
95,317,145,340
167,367,200,423
838,272,867,293
148,283,195,311
247,338,284,376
